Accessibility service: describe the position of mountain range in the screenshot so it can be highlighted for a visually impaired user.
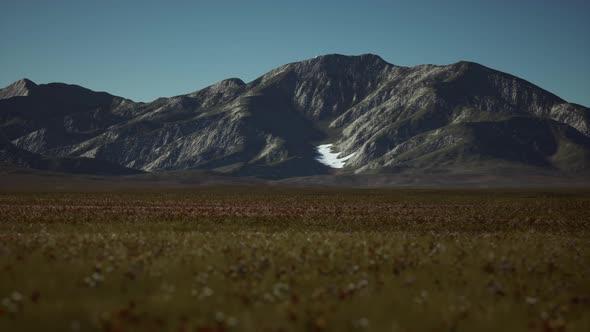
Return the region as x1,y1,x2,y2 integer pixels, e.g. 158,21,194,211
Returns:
1,54,589,181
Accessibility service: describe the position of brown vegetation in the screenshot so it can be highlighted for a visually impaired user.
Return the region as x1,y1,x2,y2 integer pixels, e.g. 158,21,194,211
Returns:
0,188,589,331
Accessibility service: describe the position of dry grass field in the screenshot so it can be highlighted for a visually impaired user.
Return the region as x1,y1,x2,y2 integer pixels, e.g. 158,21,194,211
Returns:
0,187,589,331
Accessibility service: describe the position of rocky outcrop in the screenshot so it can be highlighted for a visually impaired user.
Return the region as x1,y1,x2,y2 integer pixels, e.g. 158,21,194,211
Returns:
0,79,37,100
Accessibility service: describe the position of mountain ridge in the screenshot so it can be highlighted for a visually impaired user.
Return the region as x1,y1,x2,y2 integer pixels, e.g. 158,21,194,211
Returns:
1,54,588,179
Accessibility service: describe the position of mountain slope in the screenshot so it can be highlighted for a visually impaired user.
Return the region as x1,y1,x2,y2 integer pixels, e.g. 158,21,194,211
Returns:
0,135,141,175
1,54,588,178
0,79,37,100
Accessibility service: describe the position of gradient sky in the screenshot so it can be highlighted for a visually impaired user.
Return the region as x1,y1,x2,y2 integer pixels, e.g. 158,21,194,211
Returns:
1,0,589,106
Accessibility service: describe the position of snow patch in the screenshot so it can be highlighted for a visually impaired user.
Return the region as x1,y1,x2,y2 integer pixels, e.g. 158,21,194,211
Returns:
315,144,355,168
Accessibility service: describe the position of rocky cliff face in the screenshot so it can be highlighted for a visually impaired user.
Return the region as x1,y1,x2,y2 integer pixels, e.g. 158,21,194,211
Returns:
0,79,37,100
1,54,588,177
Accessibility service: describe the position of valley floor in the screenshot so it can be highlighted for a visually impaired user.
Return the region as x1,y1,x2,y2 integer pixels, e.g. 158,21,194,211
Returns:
0,187,589,331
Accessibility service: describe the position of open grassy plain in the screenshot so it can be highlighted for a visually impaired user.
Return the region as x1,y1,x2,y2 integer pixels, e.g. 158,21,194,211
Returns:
0,187,589,331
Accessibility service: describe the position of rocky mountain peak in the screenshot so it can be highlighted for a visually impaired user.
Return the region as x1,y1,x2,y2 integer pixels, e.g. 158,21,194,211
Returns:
16,78,36,86
219,78,245,87
310,53,387,64
186,78,247,100
0,78,38,100
208,78,246,92
301,53,392,73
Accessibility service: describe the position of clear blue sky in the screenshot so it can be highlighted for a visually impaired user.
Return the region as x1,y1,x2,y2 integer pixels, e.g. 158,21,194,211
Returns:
1,0,589,106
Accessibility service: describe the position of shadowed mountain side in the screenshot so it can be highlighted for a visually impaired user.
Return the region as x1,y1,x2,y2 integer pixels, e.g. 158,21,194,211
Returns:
0,136,142,176
352,117,590,173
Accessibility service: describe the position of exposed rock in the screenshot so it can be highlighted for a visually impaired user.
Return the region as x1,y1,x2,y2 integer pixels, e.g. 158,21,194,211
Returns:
0,79,37,100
